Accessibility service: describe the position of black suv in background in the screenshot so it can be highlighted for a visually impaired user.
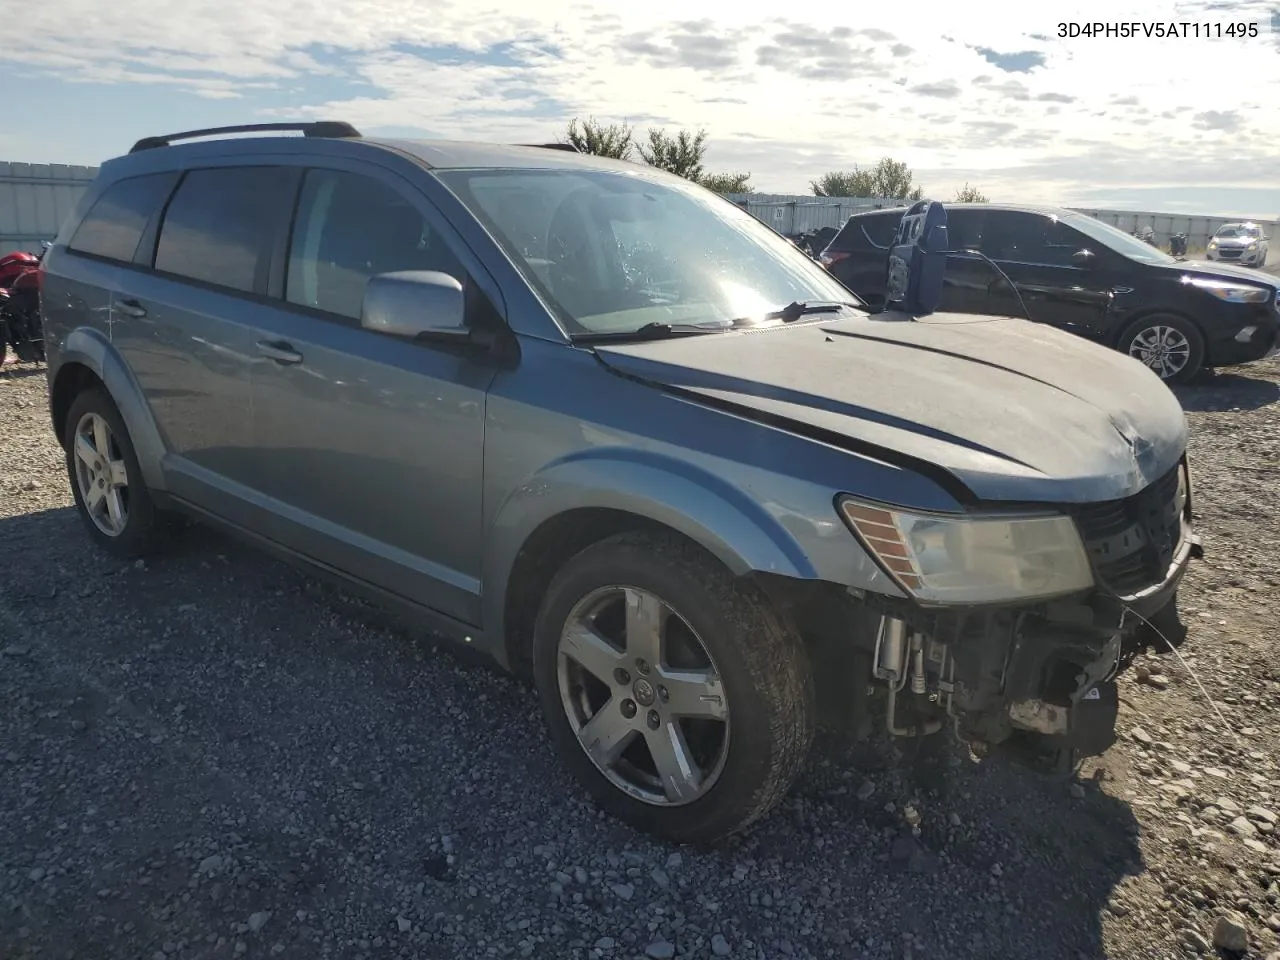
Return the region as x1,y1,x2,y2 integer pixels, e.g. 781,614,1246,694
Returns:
819,204,1280,382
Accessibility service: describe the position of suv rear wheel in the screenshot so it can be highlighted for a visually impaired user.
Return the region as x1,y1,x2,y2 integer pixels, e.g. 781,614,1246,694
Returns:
532,531,815,844
64,387,170,558
1120,313,1205,383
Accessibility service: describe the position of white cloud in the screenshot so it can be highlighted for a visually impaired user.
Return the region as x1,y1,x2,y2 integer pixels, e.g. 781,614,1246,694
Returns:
7,0,1280,211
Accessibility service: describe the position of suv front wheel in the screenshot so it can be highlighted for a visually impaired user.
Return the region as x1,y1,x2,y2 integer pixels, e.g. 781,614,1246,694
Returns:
1119,313,1205,383
532,531,815,844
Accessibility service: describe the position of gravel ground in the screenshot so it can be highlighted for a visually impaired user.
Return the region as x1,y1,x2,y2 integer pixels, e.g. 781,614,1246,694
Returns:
2,355,1279,960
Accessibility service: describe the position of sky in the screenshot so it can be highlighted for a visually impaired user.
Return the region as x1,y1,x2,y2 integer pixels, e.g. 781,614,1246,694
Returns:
3,0,1279,217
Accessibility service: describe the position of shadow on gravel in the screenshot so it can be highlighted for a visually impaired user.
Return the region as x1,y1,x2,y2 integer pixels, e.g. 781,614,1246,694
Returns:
1175,367,1280,412
0,504,1147,960
0,363,47,382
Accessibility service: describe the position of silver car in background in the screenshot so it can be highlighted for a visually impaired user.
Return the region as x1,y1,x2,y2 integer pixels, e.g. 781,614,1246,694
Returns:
1206,222,1269,267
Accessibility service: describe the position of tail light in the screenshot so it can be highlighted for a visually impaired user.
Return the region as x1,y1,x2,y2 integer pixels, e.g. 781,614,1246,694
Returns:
819,250,849,269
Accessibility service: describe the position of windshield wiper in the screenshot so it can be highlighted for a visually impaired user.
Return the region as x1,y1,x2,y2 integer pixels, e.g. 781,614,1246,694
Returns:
767,300,860,322
726,300,860,325
571,321,731,344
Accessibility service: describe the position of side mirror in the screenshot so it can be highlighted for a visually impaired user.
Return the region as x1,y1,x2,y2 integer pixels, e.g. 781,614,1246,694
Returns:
361,270,468,343
1071,248,1096,268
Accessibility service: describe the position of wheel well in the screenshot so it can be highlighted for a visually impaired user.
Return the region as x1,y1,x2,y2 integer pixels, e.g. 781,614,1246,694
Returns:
50,362,102,447
502,508,712,680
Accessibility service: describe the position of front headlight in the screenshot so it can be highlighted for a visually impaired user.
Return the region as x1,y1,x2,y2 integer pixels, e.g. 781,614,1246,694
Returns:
1182,276,1271,303
837,498,1094,604
1208,239,1218,247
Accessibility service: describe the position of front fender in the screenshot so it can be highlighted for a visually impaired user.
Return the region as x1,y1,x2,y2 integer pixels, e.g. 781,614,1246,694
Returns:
54,326,169,493
482,447,831,644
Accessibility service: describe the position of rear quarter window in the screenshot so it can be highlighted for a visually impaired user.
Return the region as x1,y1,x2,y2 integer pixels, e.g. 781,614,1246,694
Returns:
67,173,179,262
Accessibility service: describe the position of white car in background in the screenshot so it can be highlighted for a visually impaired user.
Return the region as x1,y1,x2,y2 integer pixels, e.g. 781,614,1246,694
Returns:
1206,222,1269,267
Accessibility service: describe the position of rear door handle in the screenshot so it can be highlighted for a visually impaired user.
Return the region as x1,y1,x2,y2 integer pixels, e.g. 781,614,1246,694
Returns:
116,298,147,318
256,340,303,365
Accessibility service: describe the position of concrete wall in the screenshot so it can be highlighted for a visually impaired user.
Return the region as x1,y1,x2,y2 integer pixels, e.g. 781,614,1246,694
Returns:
0,162,99,255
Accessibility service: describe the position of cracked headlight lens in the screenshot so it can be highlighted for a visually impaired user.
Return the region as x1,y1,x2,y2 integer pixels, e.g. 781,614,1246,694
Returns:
838,498,1094,604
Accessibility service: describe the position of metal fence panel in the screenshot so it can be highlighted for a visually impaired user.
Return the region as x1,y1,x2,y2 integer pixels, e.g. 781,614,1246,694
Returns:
0,161,99,254
723,193,899,236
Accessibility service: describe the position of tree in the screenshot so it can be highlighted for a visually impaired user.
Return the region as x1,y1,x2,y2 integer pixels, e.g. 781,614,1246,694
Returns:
563,117,635,160
953,182,989,203
811,157,923,201
810,169,875,198
699,171,754,193
638,126,708,182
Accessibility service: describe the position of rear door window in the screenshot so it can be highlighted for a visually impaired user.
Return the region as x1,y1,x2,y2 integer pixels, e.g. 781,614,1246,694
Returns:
67,173,179,263
154,166,295,294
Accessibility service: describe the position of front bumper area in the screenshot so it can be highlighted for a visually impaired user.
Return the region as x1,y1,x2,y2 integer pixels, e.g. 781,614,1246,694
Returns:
1209,317,1280,365
787,517,1202,761
1207,247,1266,265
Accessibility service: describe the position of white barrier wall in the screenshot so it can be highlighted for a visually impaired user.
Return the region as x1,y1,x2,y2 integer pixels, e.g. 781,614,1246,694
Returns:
0,162,99,255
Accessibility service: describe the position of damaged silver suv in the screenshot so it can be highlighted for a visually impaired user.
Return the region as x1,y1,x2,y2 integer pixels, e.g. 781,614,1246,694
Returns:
41,122,1200,843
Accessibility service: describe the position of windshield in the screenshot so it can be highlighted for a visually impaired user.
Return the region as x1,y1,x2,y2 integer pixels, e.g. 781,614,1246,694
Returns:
435,168,861,336
1213,224,1257,239
1061,213,1177,265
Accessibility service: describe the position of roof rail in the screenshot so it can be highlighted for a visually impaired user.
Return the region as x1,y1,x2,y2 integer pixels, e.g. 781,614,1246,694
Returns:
517,142,582,153
129,121,362,154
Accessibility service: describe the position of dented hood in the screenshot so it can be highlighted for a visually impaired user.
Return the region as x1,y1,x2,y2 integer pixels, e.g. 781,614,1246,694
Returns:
593,312,1188,504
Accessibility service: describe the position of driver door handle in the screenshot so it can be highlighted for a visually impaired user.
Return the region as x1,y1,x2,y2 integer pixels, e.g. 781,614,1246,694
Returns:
116,298,148,318
256,340,303,365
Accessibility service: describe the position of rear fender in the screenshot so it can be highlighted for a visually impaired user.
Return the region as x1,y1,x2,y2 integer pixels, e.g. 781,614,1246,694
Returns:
53,326,168,493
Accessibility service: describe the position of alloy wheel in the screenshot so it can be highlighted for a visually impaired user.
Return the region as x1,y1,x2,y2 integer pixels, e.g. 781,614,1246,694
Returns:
72,412,130,536
556,585,730,806
1128,325,1191,380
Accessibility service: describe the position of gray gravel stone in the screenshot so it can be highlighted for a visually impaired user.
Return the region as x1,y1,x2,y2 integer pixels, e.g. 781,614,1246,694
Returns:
1213,912,1250,952
1183,928,1211,953
198,854,223,875
247,912,272,934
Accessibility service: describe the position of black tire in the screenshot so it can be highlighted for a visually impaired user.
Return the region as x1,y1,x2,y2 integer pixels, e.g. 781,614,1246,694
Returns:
1117,313,1205,384
63,386,170,558
532,531,815,844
